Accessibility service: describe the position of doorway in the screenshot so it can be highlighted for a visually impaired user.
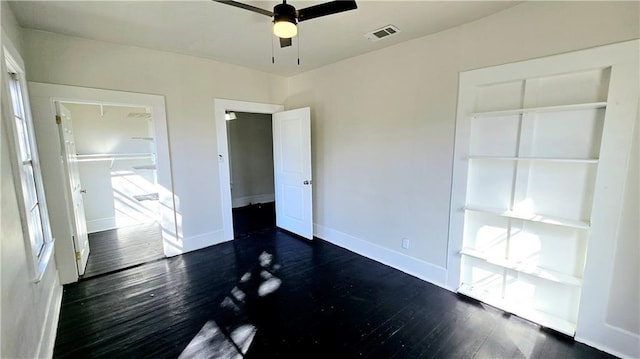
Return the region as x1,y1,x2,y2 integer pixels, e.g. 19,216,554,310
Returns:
58,101,165,278
215,99,313,241
227,112,276,237
29,82,177,284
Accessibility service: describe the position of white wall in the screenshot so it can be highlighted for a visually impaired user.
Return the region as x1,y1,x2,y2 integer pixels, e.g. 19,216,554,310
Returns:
0,2,62,358
286,1,639,356
67,103,153,155
228,112,274,207
22,29,288,251
1,0,23,54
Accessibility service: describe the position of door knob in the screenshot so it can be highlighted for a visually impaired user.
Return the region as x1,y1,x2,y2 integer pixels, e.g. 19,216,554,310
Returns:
303,180,312,185
80,189,87,194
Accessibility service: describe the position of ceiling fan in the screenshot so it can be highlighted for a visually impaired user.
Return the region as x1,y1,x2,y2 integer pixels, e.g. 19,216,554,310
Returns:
213,0,358,48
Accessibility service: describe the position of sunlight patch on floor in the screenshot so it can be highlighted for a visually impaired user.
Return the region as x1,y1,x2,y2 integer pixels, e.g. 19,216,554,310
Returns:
179,250,282,358
178,320,248,359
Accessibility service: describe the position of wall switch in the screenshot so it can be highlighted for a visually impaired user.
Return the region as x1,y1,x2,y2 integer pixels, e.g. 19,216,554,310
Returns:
402,238,410,250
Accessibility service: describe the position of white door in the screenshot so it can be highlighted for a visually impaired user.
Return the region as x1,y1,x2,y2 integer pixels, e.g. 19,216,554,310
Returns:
57,103,90,275
273,107,313,239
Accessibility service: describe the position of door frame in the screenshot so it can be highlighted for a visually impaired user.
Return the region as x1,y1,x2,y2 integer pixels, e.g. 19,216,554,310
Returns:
214,99,284,241
29,82,178,284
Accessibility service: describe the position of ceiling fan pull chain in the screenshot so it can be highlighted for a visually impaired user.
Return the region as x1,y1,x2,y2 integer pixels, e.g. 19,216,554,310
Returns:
297,26,300,65
271,31,275,64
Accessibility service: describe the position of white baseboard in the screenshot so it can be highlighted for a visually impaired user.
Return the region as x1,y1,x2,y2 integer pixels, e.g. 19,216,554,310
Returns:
232,194,275,208
164,229,228,257
86,217,116,234
313,224,448,289
576,325,640,359
36,276,63,359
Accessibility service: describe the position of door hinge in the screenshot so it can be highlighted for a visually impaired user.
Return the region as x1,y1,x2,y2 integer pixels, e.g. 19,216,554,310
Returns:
75,251,81,260
55,115,62,125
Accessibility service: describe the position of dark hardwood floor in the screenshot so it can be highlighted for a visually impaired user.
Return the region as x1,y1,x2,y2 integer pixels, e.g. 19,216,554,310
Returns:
232,202,276,238
81,222,164,279
55,227,613,358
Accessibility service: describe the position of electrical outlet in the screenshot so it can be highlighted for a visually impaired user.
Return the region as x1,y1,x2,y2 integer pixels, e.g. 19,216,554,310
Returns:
401,238,410,250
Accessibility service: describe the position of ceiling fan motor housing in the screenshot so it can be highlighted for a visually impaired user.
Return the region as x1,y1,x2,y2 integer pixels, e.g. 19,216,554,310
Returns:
274,2,298,26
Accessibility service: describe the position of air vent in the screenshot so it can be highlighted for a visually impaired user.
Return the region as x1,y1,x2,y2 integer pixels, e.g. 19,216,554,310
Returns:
364,25,401,42
127,112,151,120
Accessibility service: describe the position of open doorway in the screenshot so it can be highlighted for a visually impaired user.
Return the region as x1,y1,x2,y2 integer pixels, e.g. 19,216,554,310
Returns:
58,101,164,278
29,82,177,284
215,99,313,241
226,112,276,237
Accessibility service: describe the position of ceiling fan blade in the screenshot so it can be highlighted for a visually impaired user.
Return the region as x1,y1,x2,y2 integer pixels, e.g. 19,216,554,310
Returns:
297,0,357,22
279,37,292,48
212,0,273,17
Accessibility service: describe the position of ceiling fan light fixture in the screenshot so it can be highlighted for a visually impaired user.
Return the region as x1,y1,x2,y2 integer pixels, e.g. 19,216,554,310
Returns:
273,2,297,38
214,0,358,48
273,20,297,38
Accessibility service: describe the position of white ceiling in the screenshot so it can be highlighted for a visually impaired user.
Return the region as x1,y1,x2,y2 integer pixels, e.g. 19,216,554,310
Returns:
9,0,520,77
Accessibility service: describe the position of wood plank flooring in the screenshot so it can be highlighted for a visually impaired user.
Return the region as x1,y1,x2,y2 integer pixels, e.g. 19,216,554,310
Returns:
81,222,164,279
55,228,614,358
232,202,276,238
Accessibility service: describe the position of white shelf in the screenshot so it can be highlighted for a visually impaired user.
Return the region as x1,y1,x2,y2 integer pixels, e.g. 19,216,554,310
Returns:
131,136,154,141
76,153,155,162
460,248,583,286
471,102,607,118
464,205,590,230
457,283,576,336
468,156,599,164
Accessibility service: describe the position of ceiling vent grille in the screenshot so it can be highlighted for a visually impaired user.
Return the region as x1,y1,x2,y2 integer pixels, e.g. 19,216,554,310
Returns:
364,25,400,42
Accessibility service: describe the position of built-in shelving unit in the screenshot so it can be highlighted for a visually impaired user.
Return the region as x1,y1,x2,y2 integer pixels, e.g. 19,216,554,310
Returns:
455,66,611,336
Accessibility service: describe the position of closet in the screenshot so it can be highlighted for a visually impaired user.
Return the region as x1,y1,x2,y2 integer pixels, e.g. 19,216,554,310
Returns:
66,103,160,233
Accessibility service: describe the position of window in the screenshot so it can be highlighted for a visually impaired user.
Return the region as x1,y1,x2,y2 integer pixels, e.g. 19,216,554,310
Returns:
8,72,47,257
3,45,54,281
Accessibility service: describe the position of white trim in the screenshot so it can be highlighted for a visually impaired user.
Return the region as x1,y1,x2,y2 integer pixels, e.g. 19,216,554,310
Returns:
164,229,226,257
232,194,275,208
214,99,284,242
314,224,449,289
27,82,178,283
35,277,63,359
